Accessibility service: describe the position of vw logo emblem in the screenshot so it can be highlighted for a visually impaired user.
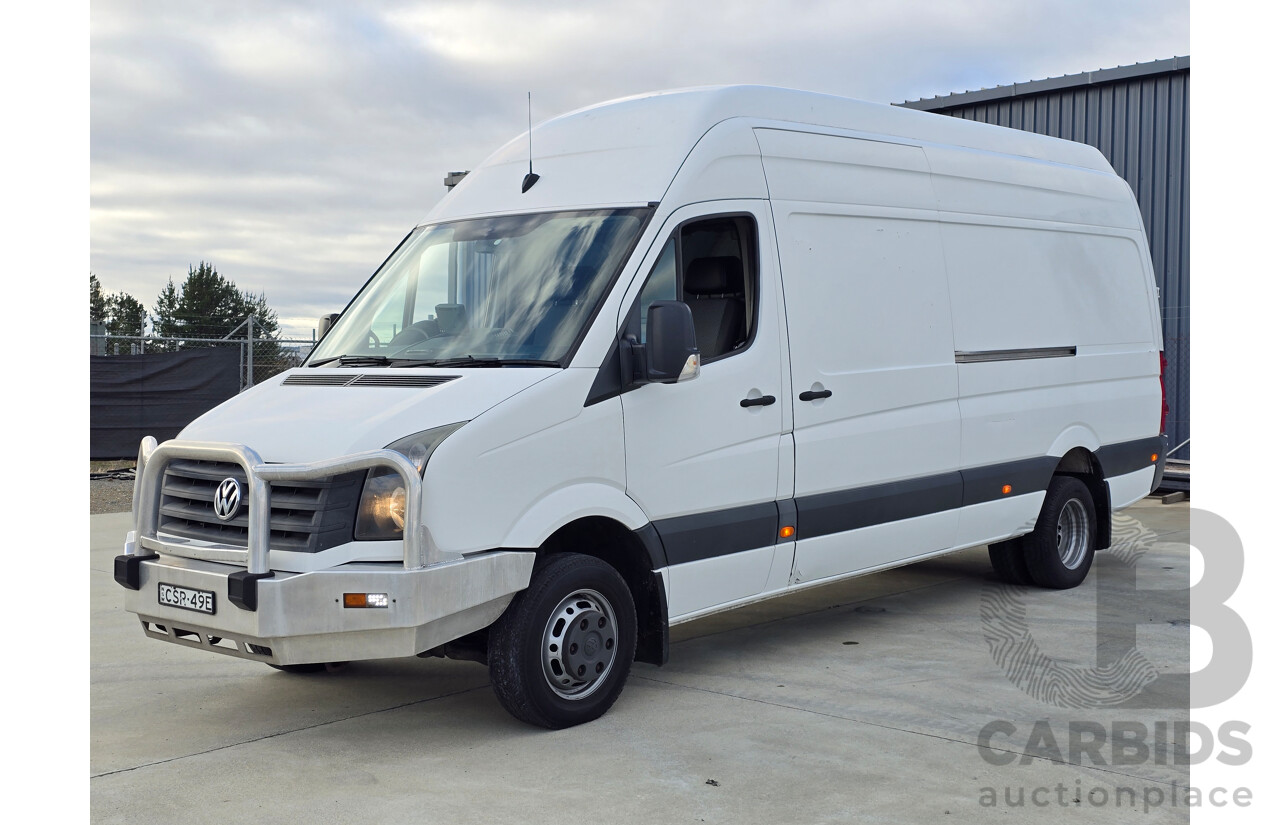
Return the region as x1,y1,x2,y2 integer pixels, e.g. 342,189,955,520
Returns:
212,478,242,521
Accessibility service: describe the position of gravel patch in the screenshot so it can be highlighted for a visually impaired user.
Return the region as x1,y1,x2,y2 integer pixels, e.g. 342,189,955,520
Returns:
90,478,135,515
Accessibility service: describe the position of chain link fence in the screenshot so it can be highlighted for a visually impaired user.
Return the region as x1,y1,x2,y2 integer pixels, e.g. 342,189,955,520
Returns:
90,316,315,391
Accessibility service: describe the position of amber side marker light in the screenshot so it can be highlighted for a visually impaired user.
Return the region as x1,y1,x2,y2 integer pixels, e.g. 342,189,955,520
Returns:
344,593,389,608
779,526,796,539
1151,453,1159,462
1001,484,1013,495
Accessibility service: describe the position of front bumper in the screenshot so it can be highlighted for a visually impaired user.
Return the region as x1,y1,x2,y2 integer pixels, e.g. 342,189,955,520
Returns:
123,551,534,665
115,437,535,665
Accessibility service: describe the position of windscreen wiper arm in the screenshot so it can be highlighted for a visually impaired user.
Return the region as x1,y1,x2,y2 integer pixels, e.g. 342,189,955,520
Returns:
307,355,396,367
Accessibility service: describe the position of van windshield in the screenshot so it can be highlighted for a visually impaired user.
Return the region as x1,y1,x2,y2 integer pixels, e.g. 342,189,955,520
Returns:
308,208,651,367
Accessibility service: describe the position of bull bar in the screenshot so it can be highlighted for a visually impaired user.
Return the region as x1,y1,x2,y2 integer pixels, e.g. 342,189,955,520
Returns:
113,437,535,665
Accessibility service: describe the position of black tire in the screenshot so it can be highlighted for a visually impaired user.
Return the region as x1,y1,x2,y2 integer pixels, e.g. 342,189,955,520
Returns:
988,536,1034,585
489,554,637,729
1022,476,1097,589
247,643,331,673
267,663,328,674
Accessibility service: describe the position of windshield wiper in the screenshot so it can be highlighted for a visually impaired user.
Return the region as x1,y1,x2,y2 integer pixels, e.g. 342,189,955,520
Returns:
405,356,562,368
308,355,396,367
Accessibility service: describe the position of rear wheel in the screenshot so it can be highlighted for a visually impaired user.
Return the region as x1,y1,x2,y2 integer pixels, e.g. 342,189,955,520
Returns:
1022,476,1097,589
489,554,636,729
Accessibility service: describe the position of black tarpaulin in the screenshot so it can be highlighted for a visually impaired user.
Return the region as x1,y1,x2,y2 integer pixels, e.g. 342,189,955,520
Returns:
90,348,240,459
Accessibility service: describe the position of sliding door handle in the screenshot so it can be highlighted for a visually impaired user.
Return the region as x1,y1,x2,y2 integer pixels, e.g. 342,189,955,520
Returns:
740,395,776,408
798,389,833,401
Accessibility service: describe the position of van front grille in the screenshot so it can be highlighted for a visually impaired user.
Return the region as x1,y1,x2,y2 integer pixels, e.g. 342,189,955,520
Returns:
158,460,364,554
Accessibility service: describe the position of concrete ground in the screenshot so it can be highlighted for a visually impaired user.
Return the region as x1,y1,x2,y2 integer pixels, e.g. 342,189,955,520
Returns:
91,500,1191,823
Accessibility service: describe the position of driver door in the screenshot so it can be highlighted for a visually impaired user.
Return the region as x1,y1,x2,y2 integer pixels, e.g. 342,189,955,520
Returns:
618,202,790,619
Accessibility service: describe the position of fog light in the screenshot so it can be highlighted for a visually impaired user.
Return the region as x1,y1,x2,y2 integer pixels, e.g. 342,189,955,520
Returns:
343,593,389,608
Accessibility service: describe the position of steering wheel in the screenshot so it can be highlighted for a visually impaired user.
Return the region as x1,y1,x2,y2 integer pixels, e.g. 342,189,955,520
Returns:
367,330,382,348
388,326,430,348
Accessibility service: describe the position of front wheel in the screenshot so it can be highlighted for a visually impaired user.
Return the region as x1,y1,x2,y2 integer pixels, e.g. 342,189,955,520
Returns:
488,554,637,729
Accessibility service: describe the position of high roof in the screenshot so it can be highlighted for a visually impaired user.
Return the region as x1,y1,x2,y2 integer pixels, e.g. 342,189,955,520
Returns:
427,85,1112,223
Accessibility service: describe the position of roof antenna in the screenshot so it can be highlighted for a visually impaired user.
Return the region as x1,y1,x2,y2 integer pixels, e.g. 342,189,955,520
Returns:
521,91,540,193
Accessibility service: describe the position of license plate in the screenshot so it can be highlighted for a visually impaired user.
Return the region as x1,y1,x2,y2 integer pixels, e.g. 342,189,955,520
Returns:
158,583,216,615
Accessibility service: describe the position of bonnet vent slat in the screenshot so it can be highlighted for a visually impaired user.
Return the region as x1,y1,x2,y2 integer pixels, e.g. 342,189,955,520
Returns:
281,375,356,386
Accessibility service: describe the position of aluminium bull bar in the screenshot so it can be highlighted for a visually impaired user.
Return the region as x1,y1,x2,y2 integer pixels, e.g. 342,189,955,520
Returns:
115,436,431,610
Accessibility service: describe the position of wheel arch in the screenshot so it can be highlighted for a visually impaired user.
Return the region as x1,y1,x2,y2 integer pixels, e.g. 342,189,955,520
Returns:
538,516,669,667
502,483,650,548
1052,445,1111,551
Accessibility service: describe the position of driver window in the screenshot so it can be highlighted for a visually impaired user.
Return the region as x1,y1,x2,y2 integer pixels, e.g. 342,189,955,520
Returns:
633,215,756,362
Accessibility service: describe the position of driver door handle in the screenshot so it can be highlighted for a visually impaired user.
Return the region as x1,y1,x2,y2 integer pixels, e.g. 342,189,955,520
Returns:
798,389,833,401
740,395,776,408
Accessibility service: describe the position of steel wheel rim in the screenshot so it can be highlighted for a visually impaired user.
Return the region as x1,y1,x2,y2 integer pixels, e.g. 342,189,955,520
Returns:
541,588,618,700
1056,498,1090,569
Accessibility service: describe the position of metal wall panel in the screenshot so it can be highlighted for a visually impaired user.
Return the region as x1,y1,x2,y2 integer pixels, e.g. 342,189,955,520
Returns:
901,60,1190,460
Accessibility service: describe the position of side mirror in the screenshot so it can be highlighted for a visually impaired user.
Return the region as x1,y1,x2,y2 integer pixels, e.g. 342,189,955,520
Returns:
645,301,700,384
318,313,342,340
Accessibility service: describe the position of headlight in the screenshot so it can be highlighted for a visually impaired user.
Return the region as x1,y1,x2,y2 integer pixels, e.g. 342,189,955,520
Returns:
354,422,466,540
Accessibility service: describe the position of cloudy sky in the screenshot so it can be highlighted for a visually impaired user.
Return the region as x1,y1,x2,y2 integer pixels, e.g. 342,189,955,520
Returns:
91,0,1190,338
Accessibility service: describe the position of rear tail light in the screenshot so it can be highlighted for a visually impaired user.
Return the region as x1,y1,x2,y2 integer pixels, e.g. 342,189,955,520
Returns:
1158,352,1169,434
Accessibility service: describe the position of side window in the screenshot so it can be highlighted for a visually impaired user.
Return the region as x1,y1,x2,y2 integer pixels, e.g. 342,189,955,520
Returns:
637,237,677,343
633,215,757,362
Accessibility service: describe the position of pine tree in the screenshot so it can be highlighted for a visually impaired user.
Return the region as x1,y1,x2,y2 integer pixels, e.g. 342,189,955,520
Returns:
151,278,182,352
152,262,281,340
105,292,147,338
91,275,147,353
147,262,286,381
175,261,244,338
90,274,107,324
239,289,279,335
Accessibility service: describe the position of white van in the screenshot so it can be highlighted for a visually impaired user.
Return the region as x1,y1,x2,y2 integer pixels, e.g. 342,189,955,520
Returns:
115,86,1167,729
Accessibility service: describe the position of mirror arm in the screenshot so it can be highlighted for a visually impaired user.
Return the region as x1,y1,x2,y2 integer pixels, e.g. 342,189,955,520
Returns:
620,334,647,387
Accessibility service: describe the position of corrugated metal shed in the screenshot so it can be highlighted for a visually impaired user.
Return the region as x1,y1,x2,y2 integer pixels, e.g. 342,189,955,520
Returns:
899,57,1190,463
